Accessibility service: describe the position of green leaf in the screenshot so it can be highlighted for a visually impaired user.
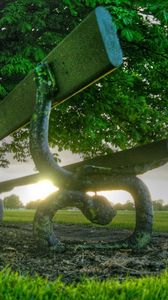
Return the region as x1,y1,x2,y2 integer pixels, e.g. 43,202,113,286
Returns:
121,28,134,41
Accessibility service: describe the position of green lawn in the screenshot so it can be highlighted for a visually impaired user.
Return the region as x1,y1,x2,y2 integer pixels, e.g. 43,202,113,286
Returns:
1,210,168,299
3,209,168,232
0,268,167,300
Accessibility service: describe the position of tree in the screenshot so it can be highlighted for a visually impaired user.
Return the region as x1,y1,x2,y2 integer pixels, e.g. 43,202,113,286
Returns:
25,199,40,209
0,0,168,165
114,200,134,210
152,199,167,211
3,194,23,209
163,204,168,211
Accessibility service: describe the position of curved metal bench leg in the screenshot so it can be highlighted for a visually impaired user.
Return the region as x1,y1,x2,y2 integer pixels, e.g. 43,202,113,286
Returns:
89,175,153,249
30,63,153,251
33,175,153,251
114,176,153,249
33,190,116,251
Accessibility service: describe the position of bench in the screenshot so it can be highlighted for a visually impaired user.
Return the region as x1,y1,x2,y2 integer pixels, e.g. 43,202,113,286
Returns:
0,6,166,250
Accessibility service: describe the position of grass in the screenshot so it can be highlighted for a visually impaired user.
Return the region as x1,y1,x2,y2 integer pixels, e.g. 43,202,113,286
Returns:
0,268,167,300
3,209,168,232
1,211,168,299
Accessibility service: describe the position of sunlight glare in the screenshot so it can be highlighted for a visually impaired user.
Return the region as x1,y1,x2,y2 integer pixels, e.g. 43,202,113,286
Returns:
28,180,58,201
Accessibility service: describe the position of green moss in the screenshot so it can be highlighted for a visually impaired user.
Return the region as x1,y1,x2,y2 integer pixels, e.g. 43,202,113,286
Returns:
135,232,151,248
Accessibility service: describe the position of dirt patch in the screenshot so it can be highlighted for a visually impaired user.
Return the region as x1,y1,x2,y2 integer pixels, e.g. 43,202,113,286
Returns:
0,222,167,282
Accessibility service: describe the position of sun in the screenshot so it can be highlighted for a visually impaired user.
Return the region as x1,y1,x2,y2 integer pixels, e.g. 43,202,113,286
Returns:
27,180,58,201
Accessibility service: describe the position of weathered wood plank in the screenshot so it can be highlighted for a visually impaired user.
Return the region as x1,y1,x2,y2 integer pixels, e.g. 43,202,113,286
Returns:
1,139,167,192
65,139,168,173
0,6,122,140
0,173,42,192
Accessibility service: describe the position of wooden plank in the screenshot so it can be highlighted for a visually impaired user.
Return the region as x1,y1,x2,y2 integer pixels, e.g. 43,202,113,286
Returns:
65,139,168,172
1,139,167,192
0,173,42,192
0,6,122,140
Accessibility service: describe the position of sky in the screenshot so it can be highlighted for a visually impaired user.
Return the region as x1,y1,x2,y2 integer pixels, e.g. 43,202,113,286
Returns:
0,150,168,205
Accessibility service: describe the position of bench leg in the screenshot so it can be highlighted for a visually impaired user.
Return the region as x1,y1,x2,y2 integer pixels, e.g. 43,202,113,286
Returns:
30,62,116,251
86,174,153,249
30,63,153,251
113,176,153,249
33,190,116,251
125,176,153,248
33,175,152,251
128,180,153,248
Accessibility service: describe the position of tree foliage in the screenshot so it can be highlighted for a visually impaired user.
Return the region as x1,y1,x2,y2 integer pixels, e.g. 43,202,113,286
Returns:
152,199,168,211
25,199,40,209
3,194,23,209
113,199,168,211
0,0,168,166
113,200,135,211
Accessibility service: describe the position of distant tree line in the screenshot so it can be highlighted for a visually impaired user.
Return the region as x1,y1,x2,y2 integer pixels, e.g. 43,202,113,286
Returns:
0,195,40,209
1,194,23,209
113,199,168,211
152,199,168,211
0,195,168,211
25,199,40,210
113,201,135,211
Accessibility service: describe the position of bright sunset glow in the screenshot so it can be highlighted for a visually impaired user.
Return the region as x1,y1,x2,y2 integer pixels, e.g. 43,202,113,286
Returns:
28,183,132,204
26,180,58,202
2,181,133,205
87,190,133,204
